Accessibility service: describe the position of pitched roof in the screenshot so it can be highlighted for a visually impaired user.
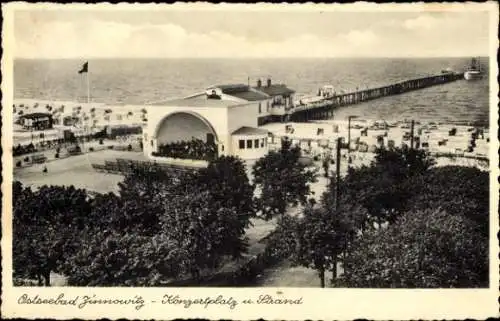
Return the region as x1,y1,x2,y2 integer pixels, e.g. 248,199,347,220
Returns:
210,84,269,101
216,84,250,93
19,112,52,119
150,94,245,108
228,90,270,101
232,126,269,136
254,84,295,96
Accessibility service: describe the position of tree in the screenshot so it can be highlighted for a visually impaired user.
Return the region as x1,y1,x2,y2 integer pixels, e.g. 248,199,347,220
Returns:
321,181,372,280
374,146,435,178
62,230,181,286
253,138,317,219
339,147,435,225
113,164,179,236
267,206,345,287
401,166,489,236
61,160,252,286
161,187,249,282
340,209,488,288
322,162,489,288
12,182,92,286
197,156,256,227
56,166,186,286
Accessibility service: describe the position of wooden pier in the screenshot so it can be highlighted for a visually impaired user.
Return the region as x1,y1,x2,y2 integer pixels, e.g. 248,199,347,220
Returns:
287,72,464,122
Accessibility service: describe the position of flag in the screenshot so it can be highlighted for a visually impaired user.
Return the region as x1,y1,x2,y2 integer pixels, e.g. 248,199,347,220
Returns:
78,62,88,74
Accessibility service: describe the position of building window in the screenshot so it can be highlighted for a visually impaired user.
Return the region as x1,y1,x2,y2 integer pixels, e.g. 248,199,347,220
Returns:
254,139,259,148
247,139,253,149
261,138,265,148
239,140,245,149
266,101,270,112
221,145,224,152
258,103,262,114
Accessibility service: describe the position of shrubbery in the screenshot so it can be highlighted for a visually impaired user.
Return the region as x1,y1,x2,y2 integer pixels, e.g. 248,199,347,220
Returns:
13,156,255,286
156,138,217,161
268,146,489,288
12,143,489,288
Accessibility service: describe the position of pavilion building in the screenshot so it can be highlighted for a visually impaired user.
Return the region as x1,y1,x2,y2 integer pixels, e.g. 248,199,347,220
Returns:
144,79,295,161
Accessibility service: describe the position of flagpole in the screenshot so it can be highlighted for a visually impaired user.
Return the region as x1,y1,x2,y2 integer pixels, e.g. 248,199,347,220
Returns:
87,67,90,105
85,62,90,145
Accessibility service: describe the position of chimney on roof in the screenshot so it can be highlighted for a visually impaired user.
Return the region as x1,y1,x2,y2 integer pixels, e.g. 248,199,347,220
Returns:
267,78,271,87
257,79,262,88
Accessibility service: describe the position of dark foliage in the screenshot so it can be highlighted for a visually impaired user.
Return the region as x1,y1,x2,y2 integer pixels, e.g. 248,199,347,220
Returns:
252,138,317,219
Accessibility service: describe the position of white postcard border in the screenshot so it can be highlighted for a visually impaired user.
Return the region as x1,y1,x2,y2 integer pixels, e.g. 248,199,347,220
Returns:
2,2,499,320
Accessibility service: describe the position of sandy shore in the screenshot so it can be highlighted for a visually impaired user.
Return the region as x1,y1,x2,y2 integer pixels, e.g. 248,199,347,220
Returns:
262,119,489,171
13,99,147,140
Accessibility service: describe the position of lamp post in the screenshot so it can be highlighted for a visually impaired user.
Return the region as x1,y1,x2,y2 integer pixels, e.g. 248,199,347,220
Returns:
335,137,341,211
347,115,359,152
347,115,360,172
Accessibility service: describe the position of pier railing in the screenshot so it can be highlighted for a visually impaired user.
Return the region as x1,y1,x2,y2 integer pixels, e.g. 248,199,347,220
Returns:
288,72,464,122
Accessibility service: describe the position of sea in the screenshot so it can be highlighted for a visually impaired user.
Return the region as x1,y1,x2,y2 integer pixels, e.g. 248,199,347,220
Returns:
14,57,490,126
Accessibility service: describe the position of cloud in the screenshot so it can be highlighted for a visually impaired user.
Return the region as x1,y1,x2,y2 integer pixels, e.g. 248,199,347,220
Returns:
14,12,490,58
403,15,439,30
340,30,379,46
15,20,378,58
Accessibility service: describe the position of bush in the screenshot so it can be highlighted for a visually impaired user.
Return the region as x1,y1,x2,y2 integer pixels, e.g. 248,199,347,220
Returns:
55,153,60,159
16,161,22,168
108,145,114,150
89,147,94,152
99,139,104,145
23,157,29,163
127,144,133,151
313,155,320,161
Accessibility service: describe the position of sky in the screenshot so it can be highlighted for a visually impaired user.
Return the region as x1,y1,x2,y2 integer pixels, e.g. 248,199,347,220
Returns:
13,6,492,59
